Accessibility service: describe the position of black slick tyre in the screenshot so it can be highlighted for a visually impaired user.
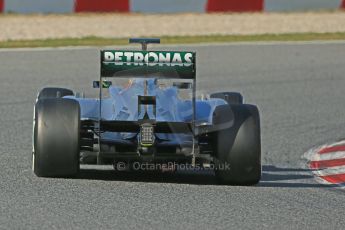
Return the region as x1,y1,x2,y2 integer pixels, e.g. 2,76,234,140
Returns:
211,92,243,105
213,104,261,185
33,98,80,177
37,87,74,100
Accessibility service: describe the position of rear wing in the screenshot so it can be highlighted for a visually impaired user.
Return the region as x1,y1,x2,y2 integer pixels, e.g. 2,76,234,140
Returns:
100,50,196,79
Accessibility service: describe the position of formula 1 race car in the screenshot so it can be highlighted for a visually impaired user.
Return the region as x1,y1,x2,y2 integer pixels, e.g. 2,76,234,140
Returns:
32,38,261,185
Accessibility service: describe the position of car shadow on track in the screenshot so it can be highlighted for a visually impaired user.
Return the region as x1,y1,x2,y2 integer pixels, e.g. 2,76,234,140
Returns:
75,165,331,188
258,165,333,188
77,167,218,185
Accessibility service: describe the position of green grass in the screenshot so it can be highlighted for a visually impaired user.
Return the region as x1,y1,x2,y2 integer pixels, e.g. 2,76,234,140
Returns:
1,32,345,48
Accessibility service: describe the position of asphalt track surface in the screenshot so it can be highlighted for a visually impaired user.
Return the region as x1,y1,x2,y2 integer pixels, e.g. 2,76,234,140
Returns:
0,42,345,229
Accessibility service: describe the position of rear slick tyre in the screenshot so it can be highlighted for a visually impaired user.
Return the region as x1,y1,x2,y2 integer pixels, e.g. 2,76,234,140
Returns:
211,92,243,105
33,98,80,177
37,87,74,100
213,104,261,185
